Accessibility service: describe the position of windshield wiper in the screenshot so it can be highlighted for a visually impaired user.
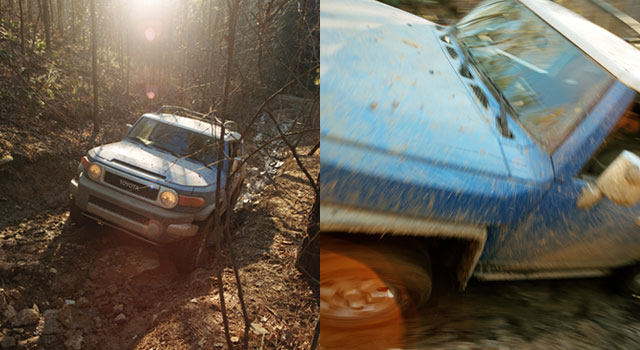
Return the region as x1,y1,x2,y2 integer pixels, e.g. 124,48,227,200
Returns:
128,136,150,147
496,94,512,138
150,143,182,159
451,26,512,138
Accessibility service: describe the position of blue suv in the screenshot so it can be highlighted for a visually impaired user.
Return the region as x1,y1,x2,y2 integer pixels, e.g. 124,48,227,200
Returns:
320,0,640,331
69,106,246,272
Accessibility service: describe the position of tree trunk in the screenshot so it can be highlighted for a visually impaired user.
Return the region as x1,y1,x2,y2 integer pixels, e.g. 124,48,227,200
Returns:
56,0,63,36
19,0,25,55
89,0,100,139
41,0,51,50
181,0,188,104
221,0,242,118
297,190,319,283
27,0,32,23
70,0,75,40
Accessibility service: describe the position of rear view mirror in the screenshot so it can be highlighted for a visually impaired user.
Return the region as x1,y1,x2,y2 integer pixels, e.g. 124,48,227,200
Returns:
578,151,640,208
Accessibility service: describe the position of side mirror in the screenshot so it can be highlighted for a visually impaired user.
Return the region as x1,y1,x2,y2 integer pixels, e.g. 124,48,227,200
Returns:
578,151,640,208
126,123,133,131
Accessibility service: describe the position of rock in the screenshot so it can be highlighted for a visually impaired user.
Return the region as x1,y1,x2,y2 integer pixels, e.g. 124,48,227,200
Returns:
49,268,57,274
65,300,76,306
64,330,83,350
14,307,40,327
230,336,239,343
42,314,63,335
94,289,105,298
58,304,73,328
114,313,126,323
17,335,39,350
7,289,20,301
0,333,16,349
0,154,13,167
250,322,269,335
77,297,89,308
3,238,16,248
113,304,124,313
106,284,117,295
3,305,17,324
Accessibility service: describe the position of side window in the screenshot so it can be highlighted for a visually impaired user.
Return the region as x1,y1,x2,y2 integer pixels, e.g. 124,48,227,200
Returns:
581,99,640,177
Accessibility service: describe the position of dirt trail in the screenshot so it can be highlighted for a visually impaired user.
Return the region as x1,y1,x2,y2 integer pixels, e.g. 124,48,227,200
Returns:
0,143,318,349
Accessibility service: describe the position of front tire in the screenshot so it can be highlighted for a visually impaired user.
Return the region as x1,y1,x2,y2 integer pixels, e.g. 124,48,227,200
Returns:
619,265,640,297
68,198,92,227
171,215,213,274
320,234,432,332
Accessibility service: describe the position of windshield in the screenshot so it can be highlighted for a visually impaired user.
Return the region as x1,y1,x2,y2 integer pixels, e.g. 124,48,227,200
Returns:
454,0,614,151
127,117,220,165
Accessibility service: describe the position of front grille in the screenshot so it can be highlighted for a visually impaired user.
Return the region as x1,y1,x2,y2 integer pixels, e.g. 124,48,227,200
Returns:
103,171,159,200
89,196,149,224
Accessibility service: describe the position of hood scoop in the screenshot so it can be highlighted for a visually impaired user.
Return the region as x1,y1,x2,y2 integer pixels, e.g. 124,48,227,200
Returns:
445,45,458,59
112,159,166,179
470,84,489,109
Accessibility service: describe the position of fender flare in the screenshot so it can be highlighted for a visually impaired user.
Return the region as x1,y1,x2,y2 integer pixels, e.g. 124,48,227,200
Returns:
321,203,487,288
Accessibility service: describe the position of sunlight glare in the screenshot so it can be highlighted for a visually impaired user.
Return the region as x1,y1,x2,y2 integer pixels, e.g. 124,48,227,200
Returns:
144,27,157,41
129,0,174,24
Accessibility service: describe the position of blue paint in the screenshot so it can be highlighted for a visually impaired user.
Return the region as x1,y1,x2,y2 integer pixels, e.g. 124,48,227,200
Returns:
321,0,554,226
480,82,640,267
321,0,640,273
552,82,637,181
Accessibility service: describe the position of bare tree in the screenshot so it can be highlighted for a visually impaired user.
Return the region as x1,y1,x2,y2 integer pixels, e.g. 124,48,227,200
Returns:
221,0,243,118
89,0,99,140
19,0,25,55
40,0,52,50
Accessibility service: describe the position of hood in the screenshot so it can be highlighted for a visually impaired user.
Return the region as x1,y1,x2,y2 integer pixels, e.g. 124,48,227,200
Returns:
320,0,509,178
89,140,217,187
319,0,556,226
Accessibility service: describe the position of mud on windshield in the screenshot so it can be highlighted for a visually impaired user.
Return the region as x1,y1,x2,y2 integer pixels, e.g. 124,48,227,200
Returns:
454,0,614,152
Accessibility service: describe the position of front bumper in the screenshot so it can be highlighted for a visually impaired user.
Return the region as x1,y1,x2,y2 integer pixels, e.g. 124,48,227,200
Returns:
69,174,199,244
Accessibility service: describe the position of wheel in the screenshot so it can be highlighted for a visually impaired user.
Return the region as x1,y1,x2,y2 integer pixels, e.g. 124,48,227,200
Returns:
171,215,212,274
320,234,432,347
68,198,92,227
619,265,640,297
206,182,243,247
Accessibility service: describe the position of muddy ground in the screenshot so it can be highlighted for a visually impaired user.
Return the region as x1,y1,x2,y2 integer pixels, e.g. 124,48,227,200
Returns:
0,112,319,349
322,276,640,349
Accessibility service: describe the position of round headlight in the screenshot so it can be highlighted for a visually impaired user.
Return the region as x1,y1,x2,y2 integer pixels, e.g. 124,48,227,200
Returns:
88,163,102,180
159,190,178,208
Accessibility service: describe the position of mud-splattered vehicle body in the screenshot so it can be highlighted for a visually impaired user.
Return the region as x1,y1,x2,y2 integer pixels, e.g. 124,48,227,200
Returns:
69,106,246,272
320,0,640,331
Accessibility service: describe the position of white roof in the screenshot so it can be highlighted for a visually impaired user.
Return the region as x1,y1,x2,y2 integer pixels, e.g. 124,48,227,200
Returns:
143,113,241,141
521,0,640,93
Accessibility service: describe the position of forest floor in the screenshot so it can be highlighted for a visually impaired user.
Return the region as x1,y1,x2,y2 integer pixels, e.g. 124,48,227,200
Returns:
0,114,319,350
0,59,319,350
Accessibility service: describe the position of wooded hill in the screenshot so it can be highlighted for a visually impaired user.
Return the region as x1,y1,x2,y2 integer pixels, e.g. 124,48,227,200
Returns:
0,0,318,136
